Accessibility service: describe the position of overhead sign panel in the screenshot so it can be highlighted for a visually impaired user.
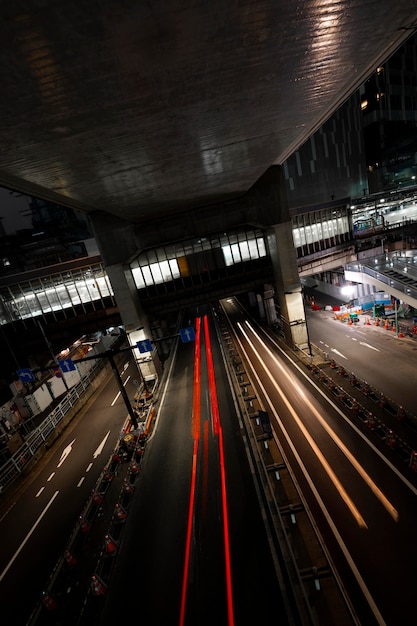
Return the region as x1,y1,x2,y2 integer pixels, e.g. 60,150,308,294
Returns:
58,359,76,372
137,339,153,353
16,368,35,383
179,327,195,343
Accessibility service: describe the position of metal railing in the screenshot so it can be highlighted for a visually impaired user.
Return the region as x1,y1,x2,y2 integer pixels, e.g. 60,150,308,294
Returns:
0,359,105,494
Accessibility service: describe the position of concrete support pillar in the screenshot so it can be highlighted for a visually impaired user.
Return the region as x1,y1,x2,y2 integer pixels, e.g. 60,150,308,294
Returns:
89,211,162,377
267,222,309,349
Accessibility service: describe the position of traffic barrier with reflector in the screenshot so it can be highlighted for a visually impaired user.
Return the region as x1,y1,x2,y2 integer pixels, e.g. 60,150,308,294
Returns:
91,574,108,596
104,534,119,555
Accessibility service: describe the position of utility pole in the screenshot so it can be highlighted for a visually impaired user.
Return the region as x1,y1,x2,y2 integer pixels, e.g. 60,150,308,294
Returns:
106,351,138,429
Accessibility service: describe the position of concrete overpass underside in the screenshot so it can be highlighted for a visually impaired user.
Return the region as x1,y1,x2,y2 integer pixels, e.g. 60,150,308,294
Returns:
2,2,417,348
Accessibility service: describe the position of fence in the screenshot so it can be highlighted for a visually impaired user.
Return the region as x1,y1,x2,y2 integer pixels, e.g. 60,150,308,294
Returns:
0,358,106,495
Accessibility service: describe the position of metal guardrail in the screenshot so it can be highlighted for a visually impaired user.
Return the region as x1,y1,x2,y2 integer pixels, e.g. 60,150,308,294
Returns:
0,359,104,495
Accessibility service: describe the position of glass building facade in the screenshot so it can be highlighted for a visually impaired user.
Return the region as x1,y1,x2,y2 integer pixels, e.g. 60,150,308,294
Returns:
0,260,114,325
291,205,351,257
130,228,268,294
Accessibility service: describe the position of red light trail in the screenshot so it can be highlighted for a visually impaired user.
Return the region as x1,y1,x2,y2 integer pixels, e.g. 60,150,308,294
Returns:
179,315,235,626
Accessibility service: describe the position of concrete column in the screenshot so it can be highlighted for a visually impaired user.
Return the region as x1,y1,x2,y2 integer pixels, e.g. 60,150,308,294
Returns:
267,223,309,349
89,211,148,333
89,211,162,376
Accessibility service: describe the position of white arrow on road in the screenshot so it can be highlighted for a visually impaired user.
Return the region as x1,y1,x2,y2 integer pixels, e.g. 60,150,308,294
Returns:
93,431,111,458
359,341,380,352
330,348,348,360
57,439,76,468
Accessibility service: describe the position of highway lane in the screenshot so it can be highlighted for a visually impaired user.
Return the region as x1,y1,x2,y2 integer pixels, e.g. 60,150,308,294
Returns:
97,311,287,626
222,298,417,625
306,308,417,414
0,354,138,625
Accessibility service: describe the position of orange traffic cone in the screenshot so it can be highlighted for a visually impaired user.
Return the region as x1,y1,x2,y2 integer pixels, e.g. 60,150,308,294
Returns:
367,413,375,429
129,461,140,476
114,503,128,522
386,430,396,448
79,514,91,533
91,574,108,596
123,479,135,494
366,318,371,325
384,320,389,330
375,318,379,326
104,534,119,556
92,490,104,506
41,591,57,611
63,549,77,568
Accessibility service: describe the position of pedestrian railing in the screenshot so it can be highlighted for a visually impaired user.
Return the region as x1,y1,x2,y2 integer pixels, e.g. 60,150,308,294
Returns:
0,359,105,495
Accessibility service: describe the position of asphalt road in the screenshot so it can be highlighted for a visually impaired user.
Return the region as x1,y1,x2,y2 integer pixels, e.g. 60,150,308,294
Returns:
96,311,284,626
306,306,417,416
2,300,417,625
223,298,417,626
0,354,139,625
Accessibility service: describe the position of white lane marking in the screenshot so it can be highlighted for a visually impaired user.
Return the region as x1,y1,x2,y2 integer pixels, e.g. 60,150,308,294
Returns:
111,391,121,406
123,375,131,386
77,477,85,488
93,431,110,458
257,317,417,497
86,462,93,472
35,487,44,498
0,490,59,581
330,347,348,360
239,323,366,527
245,321,400,520
57,439,76,468
47,472,55,482
359,341,380,351
230,319,389,624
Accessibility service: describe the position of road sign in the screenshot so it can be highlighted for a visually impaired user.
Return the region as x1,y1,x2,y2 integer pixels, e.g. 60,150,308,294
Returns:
59,359,76,372
16,368,35,383
179,327,195,343
137,339,152,353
